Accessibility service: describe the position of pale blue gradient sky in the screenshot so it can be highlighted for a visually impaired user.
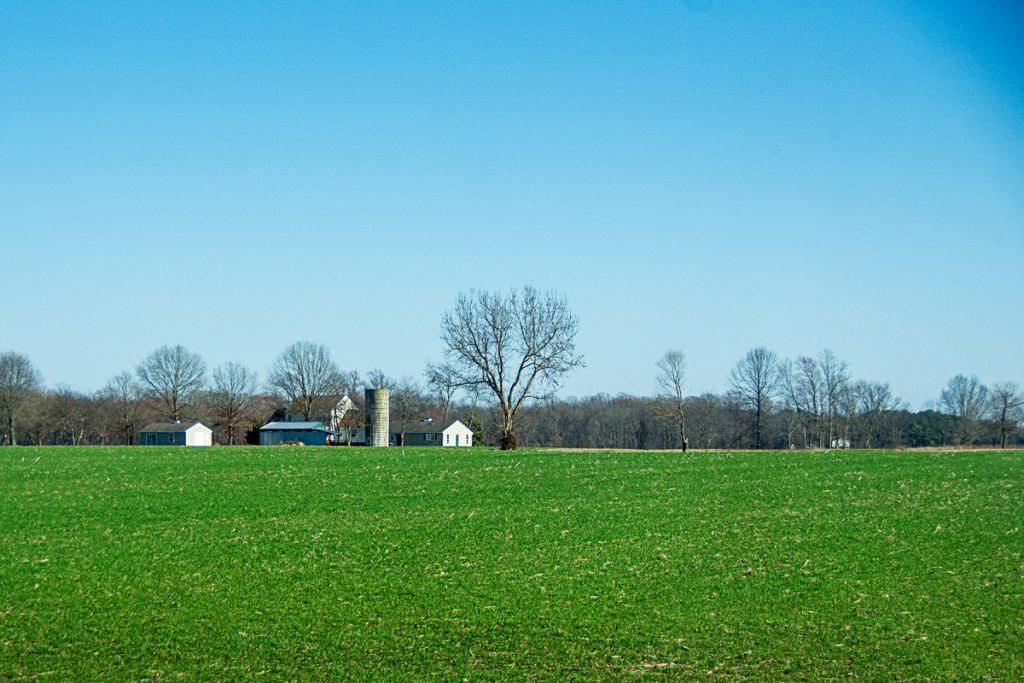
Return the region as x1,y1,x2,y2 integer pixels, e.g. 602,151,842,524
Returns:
2,1,1021,408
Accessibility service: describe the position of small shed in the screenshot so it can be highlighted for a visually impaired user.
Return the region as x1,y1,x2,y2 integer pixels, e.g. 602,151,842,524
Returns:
390,419,474,447
259,421,332,446
140,421,213,447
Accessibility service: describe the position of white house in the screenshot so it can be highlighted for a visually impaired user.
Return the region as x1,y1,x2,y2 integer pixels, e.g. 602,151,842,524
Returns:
140,421,213,447
390,418,474,447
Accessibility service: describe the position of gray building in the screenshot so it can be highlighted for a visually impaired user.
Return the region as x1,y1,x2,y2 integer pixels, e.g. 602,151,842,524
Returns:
140,422,213,447
390,419,474,447
259,421,332,446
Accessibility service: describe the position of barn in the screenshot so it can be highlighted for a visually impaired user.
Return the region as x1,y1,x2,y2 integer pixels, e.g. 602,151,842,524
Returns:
140,421,213,447
259,421,333,446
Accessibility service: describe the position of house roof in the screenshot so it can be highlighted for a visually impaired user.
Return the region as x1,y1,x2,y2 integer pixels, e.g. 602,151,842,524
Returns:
284,395,358,415
391,419,467,435
260,421,327,431
141,421,209,433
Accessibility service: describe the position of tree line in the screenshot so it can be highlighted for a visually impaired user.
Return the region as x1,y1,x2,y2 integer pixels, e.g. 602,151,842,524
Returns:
0,342,389,447
510,350,1022,450
1,288,1021,449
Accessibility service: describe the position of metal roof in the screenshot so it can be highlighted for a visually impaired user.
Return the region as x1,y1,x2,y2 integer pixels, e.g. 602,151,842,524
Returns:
284,395,358,414
260,421,327,431
140,422,209,433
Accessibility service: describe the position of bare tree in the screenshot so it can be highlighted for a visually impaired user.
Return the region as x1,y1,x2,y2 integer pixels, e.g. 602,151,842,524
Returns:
366,369,390,390
0,351,43,446
729,347,779,449
136,345,207,421
42,385,93,445
210,362,259,445
268,341,344,421
462,383,489,446
777,359,799,448
440,287,583,450
989,382,1023,449
819,349,850,448
656,350,688,451
687,393,723,449
320,370,362,444
392,376,425,444
939,374,989,446
337,370,362,398
779,356,825,448
101,372,144,444
782,356,823,450
852,381,904,448
424,361,462,421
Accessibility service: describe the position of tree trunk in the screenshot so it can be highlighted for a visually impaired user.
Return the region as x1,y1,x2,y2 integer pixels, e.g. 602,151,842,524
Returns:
754,404,762,449
500,412,517,450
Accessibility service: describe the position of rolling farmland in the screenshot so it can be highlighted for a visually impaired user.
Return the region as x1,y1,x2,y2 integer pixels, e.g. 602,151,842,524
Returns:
1,446,1021,680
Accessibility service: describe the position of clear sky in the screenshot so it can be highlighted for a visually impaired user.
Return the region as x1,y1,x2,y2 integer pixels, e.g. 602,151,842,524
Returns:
2,1,1022,409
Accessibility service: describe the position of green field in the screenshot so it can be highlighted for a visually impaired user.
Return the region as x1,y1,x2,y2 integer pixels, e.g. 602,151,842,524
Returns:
1,447,1021,680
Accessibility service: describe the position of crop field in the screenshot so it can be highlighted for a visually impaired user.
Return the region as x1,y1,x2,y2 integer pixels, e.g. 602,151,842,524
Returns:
1,447,1021,680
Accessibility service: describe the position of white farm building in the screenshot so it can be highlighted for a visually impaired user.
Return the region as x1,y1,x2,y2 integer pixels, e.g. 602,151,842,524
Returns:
390,418,474,447
140,422,213,447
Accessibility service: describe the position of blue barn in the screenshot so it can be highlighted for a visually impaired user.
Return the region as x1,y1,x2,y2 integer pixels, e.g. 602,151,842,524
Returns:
258,421,332,446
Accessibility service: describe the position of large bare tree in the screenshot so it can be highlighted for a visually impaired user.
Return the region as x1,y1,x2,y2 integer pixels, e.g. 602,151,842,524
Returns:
988,382,1022,449
268,341,344,421
210,362,259,445
440,287,583,450
0,351,43,446
939,374,988,446
136,345,207,421
656,350,688,451
729,347,779,449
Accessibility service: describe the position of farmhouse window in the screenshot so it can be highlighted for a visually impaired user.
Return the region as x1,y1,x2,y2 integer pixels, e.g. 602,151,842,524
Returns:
168,434,175,444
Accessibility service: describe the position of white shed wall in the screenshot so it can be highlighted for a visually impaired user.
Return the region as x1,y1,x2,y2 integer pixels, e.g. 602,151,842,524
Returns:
442,421,474,447
185,425,213,447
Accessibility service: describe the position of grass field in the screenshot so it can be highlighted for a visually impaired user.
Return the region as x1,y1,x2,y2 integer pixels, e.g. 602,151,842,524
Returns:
1,446,1021,680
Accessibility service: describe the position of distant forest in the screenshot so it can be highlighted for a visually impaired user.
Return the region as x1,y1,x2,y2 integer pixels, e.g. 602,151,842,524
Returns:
512,397,1020,450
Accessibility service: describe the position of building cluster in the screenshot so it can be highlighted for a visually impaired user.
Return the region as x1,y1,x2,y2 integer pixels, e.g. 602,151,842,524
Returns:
139,388,474,448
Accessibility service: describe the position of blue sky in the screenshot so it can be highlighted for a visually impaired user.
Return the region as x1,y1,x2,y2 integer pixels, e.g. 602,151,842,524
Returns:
2,1,1022,408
